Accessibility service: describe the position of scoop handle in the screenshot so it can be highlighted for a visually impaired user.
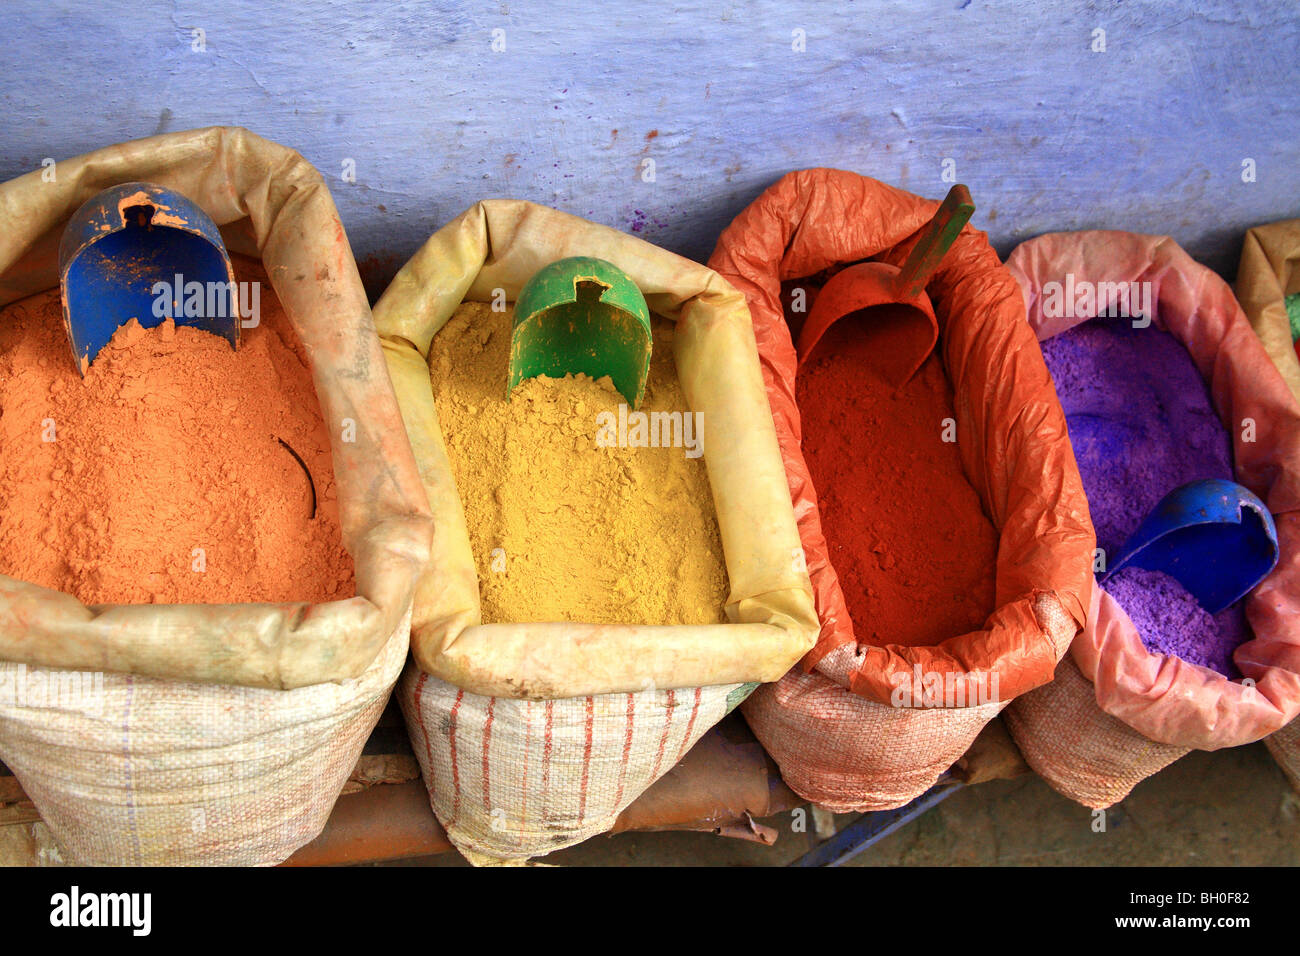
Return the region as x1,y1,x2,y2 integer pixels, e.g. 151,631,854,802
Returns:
893,184,975,301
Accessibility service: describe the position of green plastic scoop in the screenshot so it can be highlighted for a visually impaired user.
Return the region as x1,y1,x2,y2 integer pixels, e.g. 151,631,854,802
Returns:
508,256,652,407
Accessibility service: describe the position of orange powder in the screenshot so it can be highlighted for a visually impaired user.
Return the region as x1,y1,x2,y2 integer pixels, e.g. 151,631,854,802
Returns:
0,256,353,605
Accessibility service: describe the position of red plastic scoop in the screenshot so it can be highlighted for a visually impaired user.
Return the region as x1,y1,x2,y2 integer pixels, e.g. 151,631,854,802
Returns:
796,184,975,386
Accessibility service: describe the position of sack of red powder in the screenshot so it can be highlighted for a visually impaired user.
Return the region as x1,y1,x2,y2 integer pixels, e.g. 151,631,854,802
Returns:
1236,218,1300,795
0,128,434,864
374,200,818,864
1003,230,1300,809
707,169,1094,811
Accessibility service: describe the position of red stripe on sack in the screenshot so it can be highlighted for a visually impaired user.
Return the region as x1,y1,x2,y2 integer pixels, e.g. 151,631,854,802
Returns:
651,689,678,780
541,700,554,825
577,696,595,825
448,689,465,827
519,700,532,833
481,696,496,815
675,687,703,763
612,692,636,808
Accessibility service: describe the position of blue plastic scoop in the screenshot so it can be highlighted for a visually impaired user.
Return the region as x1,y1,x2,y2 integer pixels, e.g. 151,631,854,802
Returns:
58,182,239,374
1101,478,1279,613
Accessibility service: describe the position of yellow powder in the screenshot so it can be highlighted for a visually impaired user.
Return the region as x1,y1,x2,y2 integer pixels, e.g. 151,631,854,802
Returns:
431,301,729,625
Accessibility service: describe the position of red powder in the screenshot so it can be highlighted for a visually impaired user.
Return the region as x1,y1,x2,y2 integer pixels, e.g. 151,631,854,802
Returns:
0,256,354,606
796,316,998,648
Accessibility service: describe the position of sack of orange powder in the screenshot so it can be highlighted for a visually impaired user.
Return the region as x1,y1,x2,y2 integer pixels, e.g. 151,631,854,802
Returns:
0,128,434,864
707,169,1094,811
1003,230,1300,808
373,199,818,863
1236,218,1300,796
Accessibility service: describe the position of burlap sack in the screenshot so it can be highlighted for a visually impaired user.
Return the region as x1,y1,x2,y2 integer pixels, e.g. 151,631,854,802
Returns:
707,170,1093,812
0,615,408,865
1237,218,1300,794
1272,720,1300,793
373,200,818,863
0,128,434,863
1004,231,1300,808
1006,601,1188,809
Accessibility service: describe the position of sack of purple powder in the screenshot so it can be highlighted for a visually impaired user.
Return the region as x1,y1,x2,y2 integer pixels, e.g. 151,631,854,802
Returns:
1002,231,1300,809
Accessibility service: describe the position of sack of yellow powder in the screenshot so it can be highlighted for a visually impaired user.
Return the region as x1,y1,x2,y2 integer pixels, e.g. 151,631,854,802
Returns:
375,200,818,864
1236,218,1300,797
0,128,433,865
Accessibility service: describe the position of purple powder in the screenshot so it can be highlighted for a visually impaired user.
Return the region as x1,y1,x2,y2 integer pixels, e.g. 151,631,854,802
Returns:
1041,320,1246,676
1041,321,1234,554
1104,566,1247,678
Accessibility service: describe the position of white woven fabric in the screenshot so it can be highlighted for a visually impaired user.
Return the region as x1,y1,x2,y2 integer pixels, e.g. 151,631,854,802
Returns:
399,665,745,863
0,612,408,865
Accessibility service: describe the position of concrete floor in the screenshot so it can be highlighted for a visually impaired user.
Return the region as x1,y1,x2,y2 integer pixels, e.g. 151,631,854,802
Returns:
399,742,1300,866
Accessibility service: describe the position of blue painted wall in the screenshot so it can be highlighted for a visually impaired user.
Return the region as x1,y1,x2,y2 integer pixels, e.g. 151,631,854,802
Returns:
2,0,1296,289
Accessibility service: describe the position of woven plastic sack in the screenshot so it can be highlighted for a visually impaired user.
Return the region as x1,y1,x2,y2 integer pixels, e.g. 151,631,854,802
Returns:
0,128,434,864
707,170,1093,812
1237,219,1300,400
373,200,819,863
1272,720,1300,793
1237,218,1300,794
1003,230,1300,808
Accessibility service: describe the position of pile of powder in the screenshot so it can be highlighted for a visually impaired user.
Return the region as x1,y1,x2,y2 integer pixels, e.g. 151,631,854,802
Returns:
796,315,999,648
1105,566,1246,677
431,301,728,625
1040,320,1246,675
0,256,353,605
